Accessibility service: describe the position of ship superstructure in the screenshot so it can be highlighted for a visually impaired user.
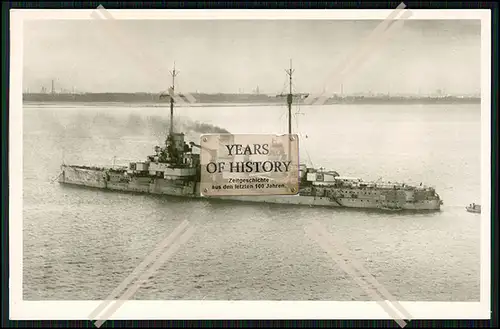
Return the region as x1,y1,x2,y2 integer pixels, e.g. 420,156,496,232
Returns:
58,63,443,211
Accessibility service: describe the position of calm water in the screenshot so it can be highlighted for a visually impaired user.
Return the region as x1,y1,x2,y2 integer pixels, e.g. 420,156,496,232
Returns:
22,103,481,301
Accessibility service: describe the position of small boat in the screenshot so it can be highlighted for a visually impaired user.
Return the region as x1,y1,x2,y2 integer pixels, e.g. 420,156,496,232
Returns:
466,203,481,214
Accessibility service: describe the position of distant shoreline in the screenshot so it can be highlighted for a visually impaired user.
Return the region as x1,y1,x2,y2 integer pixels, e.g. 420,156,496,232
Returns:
23,93,481,105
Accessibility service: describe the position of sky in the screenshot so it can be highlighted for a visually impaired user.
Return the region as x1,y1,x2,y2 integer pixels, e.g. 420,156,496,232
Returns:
23,19,481,96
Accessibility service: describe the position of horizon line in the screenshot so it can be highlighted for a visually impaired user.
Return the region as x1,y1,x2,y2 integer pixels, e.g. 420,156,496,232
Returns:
22,92,481,98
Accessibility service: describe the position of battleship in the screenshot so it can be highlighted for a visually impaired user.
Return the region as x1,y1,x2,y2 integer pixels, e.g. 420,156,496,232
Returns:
57,63,443,212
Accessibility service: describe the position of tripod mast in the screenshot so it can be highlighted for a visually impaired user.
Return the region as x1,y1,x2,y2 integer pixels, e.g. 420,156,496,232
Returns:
285,59,295,135
168,62,179,135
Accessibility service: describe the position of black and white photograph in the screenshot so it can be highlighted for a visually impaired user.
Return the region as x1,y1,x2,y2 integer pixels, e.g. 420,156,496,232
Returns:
10,7,491,322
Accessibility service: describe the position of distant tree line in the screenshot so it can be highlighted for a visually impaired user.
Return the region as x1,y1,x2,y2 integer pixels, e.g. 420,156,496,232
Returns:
22,92,481,105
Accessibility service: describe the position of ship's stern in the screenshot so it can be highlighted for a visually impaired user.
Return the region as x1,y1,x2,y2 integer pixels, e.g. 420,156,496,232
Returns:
57,164,108,188
425,190,443,211
435,192,444,209
405,187,443,211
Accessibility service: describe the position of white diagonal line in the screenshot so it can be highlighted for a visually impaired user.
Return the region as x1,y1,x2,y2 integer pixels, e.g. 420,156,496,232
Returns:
306,226,408,327
310,9,413,106
305,222,411,328
166,87,193,107
336,11,413,80
304,3,413,106
90,5,197,107
93,226,196,327
90,5,115,20
334,10,413,82
334,4,407,73
305,3,409,105
332,4,406,77
88,220,190,320
309,221,413,320
172,95,190,106
181,92,197,104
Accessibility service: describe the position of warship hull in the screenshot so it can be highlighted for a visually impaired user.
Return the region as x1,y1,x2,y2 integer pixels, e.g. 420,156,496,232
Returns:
212,194,442,210
58,165,442,211
56,64,443,213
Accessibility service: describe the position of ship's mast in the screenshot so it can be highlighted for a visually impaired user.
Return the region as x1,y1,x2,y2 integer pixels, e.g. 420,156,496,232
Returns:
285,59,295,135
168,62,179,135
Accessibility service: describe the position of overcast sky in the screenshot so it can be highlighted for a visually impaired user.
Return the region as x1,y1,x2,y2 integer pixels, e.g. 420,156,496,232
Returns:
23,19,481,95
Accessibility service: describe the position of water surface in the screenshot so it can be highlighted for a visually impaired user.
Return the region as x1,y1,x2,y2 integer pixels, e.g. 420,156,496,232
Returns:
22,103,481,301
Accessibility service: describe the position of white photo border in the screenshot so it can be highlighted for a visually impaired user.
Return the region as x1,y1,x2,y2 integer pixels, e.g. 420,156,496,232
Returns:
9,8,492,320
